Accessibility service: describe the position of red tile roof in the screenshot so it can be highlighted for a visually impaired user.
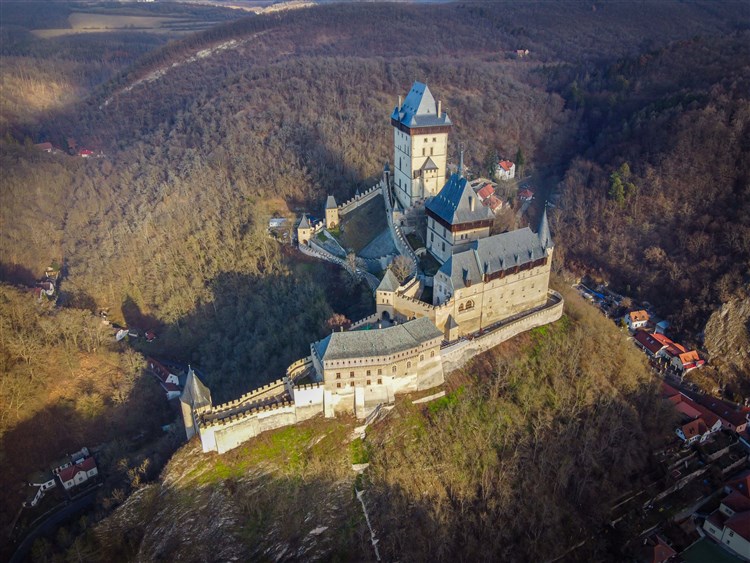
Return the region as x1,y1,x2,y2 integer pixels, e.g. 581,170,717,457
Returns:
723,490,750,513
646,535,676,563
477,183,495,199
79,456,96,471
518,189,534,199
628,310,649,323
635,330,669,354
680,418,707,439
483,195,502,211
498,160,514,172
34,142,53,151
727,470,750,498
724,510,750,541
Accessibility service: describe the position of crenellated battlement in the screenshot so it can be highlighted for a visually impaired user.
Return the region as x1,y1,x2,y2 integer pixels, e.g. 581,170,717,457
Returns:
293,381,323,392
338,185,381,216
198,398,294,429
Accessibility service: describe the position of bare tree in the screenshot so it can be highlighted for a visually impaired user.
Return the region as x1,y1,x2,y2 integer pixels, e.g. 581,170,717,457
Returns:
391,255,414,282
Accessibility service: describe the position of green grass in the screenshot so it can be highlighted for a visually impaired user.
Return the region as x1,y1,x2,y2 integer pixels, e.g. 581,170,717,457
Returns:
350,437,370,464
428,386,465,414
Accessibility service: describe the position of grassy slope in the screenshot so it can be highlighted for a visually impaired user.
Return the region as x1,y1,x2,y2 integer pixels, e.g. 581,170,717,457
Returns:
77,280,673,561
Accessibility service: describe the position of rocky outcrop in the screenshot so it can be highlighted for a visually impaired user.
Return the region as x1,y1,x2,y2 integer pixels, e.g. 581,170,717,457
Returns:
704,289,750,382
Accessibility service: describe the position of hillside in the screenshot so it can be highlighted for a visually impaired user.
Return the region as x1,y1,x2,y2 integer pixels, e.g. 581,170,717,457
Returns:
60,284,674,562
2,2,750,558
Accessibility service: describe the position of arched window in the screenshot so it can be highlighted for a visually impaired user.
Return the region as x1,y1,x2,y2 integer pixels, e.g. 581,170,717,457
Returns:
458,303,465,312
407,362,411,369
431,351,435,357
465,300,475,310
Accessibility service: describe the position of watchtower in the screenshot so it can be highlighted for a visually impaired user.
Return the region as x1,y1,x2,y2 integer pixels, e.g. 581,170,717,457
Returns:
391,82,451,209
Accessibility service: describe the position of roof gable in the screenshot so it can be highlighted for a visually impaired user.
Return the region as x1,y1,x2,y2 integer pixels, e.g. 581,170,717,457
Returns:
378,268,400,292
426,173,494,226
314,317,442,361
391,82,451,128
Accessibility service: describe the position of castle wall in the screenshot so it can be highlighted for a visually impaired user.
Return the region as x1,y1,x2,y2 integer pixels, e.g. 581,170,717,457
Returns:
338,185,381,217
441,290,564,372
211,403,298,454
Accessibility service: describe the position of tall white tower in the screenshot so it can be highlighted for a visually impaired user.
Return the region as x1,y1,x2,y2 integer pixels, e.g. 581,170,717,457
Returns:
391,82,451,209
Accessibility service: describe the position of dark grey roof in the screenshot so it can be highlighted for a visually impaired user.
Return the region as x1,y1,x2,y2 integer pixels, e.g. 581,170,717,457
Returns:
377,268,400,292
180,367,212,408
426,173,494,226
391,82,451,128
438,228,547,291
298,213,310,229
325,195,337,210
421,157,438,171
313,317,442,361
538,208,553,250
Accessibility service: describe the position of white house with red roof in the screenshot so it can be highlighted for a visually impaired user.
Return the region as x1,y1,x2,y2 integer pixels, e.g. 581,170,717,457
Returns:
495,159,516,180
58,456,98,490
702,470,750,560
626,310,650,330
148,358,182,400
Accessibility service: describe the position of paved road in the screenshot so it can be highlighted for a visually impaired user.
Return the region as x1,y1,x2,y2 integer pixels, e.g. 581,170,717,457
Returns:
10,490,96,563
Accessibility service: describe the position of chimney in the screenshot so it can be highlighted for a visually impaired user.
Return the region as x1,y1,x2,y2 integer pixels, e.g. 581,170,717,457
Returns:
469,196,475,212
437,99,442,117
398,95,402,109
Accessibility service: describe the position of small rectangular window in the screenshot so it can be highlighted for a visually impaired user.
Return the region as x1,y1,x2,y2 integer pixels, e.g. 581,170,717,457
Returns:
366,370,371,376
350,371,354,378
337,383,341,388
378,369,382,375
367,379,371,385
377,378,382,384
336,373,341,379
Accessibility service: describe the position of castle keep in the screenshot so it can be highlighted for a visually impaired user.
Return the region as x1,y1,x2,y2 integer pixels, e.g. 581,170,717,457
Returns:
183,81,563,454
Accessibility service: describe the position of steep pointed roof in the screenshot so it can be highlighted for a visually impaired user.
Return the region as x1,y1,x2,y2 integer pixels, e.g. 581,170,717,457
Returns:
325,195,337,209
426,173,494,226
180,367,212,409
378,268,400,292
391,82,451,128
298,213,310,229
421,157,438,171
538,207,553,250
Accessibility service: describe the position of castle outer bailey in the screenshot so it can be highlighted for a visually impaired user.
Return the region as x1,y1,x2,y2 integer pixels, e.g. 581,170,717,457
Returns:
182,81,563,454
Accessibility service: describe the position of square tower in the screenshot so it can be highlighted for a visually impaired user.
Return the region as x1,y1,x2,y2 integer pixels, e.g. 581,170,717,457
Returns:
391,82,451,209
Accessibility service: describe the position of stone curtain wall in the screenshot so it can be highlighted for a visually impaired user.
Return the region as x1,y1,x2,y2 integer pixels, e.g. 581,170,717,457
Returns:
441,290,564,372
338,185,382,216
381,181,419,271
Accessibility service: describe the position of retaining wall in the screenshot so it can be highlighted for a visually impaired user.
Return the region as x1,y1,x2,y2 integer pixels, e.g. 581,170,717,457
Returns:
442,291,564,372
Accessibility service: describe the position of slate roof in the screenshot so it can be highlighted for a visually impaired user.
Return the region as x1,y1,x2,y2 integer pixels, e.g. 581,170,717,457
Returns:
391,82,451,128
438,227,548,291
538,208,552,250
180,368,212,409
325,195,337,209
426,173,494,226
313,317,442,361
377,268,400,293
421,157,438,171
298,214,310,229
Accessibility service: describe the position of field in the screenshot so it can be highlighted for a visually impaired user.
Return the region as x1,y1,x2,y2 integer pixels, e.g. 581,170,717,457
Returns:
32,12,227,38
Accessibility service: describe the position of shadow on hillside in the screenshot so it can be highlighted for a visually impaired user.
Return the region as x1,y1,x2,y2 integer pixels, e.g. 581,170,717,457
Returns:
150,264,373,404
0,373,175,548
0,262,38,287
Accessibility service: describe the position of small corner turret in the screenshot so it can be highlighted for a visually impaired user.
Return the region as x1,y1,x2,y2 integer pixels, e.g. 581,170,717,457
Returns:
538,207,553,253
325,195,339,229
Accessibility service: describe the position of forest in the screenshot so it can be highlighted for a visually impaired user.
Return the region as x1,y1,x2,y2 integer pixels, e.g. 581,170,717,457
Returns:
1,0,749,560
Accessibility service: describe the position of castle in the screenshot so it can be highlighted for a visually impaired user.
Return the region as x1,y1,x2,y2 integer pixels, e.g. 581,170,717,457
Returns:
181,81,563,454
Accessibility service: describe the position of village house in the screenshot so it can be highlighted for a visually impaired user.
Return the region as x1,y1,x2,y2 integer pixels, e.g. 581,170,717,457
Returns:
471,179,503,212
641,534,677,563
702,470,750,560
626,310,650,330
676,418,711,444
518,188,534,202
633,330,672,357
25,471,57,507
663,384,722,442
147,358,182,400
58,456,98,490
34,142,53,153
495,159,516,181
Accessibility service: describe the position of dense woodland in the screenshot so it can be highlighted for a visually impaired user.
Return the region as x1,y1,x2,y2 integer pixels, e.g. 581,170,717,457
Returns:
2,1,750,560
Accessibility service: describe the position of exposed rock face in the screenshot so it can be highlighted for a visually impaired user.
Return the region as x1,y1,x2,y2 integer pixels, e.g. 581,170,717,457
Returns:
704,290,750,383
